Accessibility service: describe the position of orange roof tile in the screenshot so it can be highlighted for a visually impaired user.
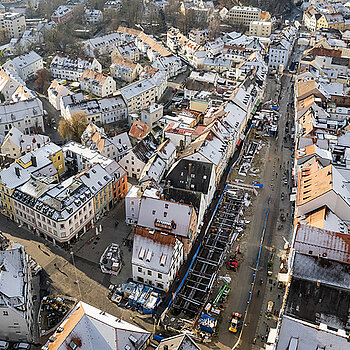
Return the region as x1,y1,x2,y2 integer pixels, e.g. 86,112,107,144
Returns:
129,120,150,140
47,302,85,350
297,163,333,206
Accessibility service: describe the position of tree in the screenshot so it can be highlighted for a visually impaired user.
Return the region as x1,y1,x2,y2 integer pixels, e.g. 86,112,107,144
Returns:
58,112,88,142
72,4,85,25
120,0,143,27
0,29,9,45
208,14,221,40
35,69,51,94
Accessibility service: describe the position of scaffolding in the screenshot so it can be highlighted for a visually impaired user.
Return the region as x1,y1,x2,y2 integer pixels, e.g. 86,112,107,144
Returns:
172,188,247,317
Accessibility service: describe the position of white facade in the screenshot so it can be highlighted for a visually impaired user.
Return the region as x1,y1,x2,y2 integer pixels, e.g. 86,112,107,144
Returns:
3,51,43,81
13,176,95,245
84,33,122,57
79,69,117,98
140,103,163,127
0,12,26,38
0,98,44,135
84,9,103,24
48,80,73,110
50,55,102,82
132,229,184,291
268,41,290,70
120,78,157,114
0,245,35,342
119,149,147,179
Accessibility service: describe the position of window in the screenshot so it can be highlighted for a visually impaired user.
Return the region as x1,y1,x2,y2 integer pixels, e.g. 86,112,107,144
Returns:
158,273,162,279
3,311,8,316
138,267,142,273
164,212,167,217
148,270,152,276
152,210,156,215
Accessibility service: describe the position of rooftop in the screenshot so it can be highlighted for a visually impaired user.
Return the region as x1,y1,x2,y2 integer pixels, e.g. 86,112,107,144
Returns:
45,301,150,350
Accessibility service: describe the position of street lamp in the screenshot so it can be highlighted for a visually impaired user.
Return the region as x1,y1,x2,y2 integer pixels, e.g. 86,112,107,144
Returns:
70,250,82,300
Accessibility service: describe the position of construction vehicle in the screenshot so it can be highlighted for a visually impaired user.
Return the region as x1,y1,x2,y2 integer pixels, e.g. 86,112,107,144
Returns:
229,312,242,333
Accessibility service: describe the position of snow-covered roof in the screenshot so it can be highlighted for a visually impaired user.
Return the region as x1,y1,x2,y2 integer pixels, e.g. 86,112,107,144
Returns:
137,197,195,238
276,315,349,350
45,301,150,350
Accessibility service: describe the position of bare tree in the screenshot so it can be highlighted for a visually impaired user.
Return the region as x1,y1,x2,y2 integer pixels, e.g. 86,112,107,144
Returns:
208,15,221,40
35,69,51,94
58,112,88,142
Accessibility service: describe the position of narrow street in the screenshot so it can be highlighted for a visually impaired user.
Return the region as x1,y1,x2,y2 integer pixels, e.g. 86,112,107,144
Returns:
240,73,295,349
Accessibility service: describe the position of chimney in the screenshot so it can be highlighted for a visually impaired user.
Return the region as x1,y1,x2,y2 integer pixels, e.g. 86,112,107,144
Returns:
15,167,20,177
31,155,37,167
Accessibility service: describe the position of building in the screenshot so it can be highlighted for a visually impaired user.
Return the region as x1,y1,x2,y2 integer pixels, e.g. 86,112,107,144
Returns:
132,226,184,291
119,134,158,179
63,95,127,125
296,164,350,221
0,98,44,135
268,26,297,70
111,42,140,62
249,21,272,37
137,196,198,256
47,80,73,110
104,0,121,11
120,78,157,113
189,29,208,45
42,301,150,350
151,55,186,79
0,142,64,219
77,163,114,218
13,175,95,246
227,6,262,26
139,103,163,127
50,54,102,82
129,120,150,141
62,141,127,204
0,245,35,342
1,126,50,159
51,5,73,24
0,12,25,38
0,67,34,102
81,123,132,162
165,158,216,228
275,315,350,350
110,57,142,83
125,183,161,225
157,334,202,350
84,9,103,24
3,51,43,81
79,69,117,98
84,33,122,57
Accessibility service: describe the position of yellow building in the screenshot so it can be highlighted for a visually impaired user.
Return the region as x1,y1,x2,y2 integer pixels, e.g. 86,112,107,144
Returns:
324,14,344,31
249,21,272,37
0,142,64,219
227,6,262,26
77,163,114,218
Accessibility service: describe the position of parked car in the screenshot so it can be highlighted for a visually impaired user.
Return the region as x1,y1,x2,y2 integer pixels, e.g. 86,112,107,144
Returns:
0,340,9,350
13,343,30,350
